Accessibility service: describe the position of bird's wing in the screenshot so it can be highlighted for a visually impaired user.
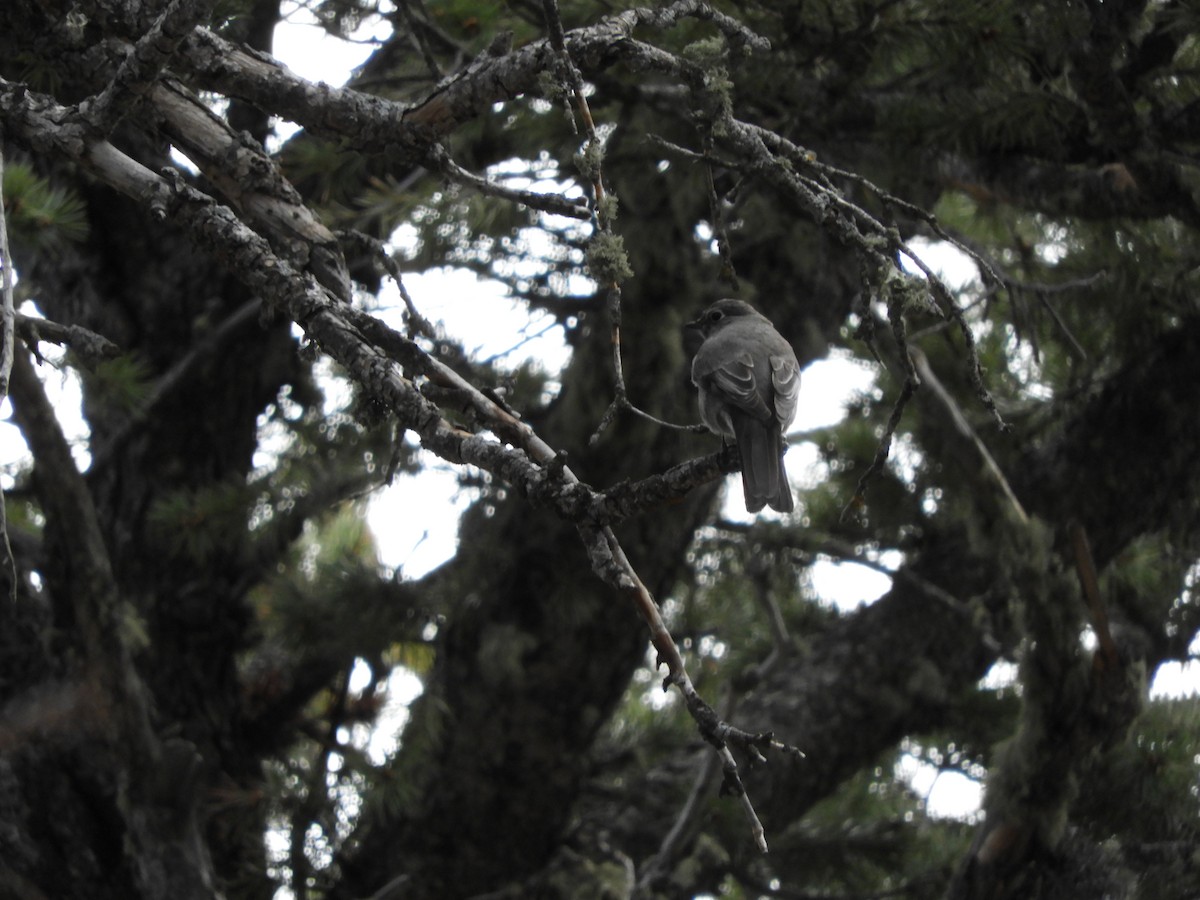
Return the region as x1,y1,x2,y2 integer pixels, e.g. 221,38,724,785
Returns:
699,350,775,422
770,354,801,428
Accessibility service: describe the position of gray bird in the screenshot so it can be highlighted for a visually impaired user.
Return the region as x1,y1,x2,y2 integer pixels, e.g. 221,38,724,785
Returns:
686,299,800,513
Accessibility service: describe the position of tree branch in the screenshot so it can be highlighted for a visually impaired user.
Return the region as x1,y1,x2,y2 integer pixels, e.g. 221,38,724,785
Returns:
0,128,17,598
149,77,352,300
8,349,220,898
16,312,122,367
0,73,795,854
428,144,592,221
83,0,216,132
910,348,1026,525
176,2,764,159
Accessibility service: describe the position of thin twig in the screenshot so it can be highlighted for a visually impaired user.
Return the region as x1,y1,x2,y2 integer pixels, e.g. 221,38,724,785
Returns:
910,347,1027,525
749,562,793,658
948,227,1100,362
589,285,708,444
824,174,1007,428
638,729,724,892
702,129,739,290
541,0,607,206
640,561,798,892
394,0,445,80
581,493,788,852
1033,292,1086,361
814,155,1007,291
16,313,121,368
540,0,628,445
905,250,1007,430
0,132,17,599
841,281,922,517
602,511,805,849
89,298,261,476
479,318,561,365
629,0,772,54
721,120,1009,433
1070,523,1120,667
542,0,688,441
429,144,593,221
842,374,917,523
336,229,437,340
789,155,1004,431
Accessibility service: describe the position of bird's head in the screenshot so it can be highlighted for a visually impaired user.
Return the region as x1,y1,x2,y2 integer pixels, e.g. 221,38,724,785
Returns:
685,299,763,343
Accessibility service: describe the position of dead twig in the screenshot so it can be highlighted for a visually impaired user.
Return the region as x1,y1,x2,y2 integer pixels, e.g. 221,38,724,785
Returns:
0,133,17,599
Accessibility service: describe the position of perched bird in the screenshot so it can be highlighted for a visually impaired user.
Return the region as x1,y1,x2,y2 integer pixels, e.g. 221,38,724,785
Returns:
686,299,800,513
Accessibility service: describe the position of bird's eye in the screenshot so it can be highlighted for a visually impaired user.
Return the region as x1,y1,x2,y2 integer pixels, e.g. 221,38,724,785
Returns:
706,309,724,323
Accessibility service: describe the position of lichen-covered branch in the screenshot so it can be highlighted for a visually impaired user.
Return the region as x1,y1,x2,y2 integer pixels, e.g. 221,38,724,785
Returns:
83,0,216,132
0,72,790,852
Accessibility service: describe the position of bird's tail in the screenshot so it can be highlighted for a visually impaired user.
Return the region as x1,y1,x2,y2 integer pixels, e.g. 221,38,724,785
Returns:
730,411,793,513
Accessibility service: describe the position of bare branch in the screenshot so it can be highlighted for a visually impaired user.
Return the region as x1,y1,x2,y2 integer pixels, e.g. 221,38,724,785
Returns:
599,448,733,520
16,313,121,367
82,0,216,132
149,78,352,301
0,131,16,599
1069,523,1120,667
712,119,1008,435
0,81,798,853
627,0,771,54
843,371,918,523
911,347,1027,525
538,0,647,446
429,144,591,221
336,229,437,340
177,6,691,158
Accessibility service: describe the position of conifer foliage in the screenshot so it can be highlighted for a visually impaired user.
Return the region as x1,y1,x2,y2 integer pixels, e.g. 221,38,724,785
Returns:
1,1,1199,898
